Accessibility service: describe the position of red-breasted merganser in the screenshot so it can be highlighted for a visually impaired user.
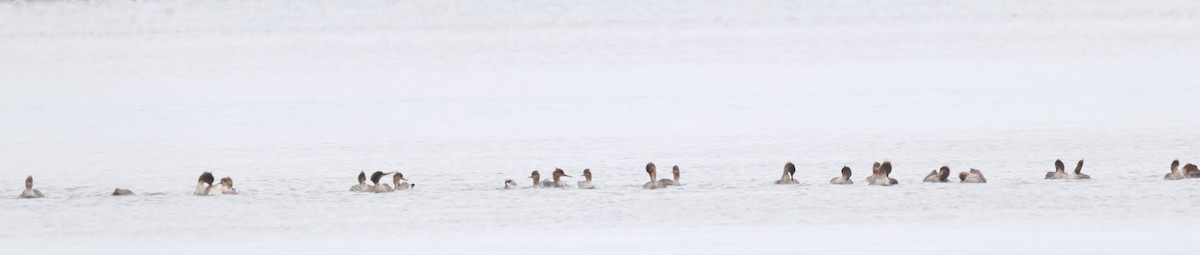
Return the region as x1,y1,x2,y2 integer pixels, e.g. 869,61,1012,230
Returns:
19,176,44,199
867,161,898,186
350,171,371,192
577,169,595,189
393,172,414,190
1066,160,1090,179
1184,163,1200,178
923,166,950,183
959,169,987,183
541,168,571,188
218,177,238,195
367,171,394,193
775,162,799,184
657,165,681,186
830,166,853,185
1046,160,1068,179
528,170,543,188
643,162,666,189
193,172,216,196
112,188,134,196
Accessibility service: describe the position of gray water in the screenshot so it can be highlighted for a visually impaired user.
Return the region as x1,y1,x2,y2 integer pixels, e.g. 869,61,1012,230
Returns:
2,0,1199,254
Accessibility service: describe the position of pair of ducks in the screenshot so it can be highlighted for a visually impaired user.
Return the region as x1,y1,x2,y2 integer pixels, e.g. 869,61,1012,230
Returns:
1045,159,1091,180
641,162,681,189
922,166,987,183
817,162,898,185
349,171,414,193
503,168,596,189
193,172,239,196
1164,160,1200,180
852,161,903,185
821,161,897,186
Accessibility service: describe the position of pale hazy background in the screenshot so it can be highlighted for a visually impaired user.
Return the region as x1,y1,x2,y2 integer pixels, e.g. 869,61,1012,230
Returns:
2,0,1199,254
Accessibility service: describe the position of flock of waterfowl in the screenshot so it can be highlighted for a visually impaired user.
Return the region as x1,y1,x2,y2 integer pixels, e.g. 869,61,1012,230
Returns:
12,159,1200,198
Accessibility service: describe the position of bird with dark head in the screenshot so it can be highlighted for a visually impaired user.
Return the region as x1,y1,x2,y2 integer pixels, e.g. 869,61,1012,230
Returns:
350,171,371,192
19,175,45,198
775,162,799,184
193,172,216,196
367,171,395,193
830,166,853,185
1046,159,1067,179
924,166,951,183
868,161,898,186
112,188,134,196
643,162,665,189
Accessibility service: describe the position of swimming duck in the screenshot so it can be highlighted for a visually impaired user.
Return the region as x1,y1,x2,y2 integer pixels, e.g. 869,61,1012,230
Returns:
577,169,595,189
528,170,544,188
867,161,898,186
1164,160,1185,180
193,172,216,196
504,179,519,189
367,171,394,193
864,162,881,182
349,171,371,192
923,166,951,183
393,172,415,190
775,162,799,184
643,162,666,189
18,176,44,199
112,188,134,196
830,166,853,185
1045,160,1068,179
657,165,681,186
959,169,987,183
541,168,571,188
217,177,239,195
1065,160,1090,179
1184,163,1200,178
